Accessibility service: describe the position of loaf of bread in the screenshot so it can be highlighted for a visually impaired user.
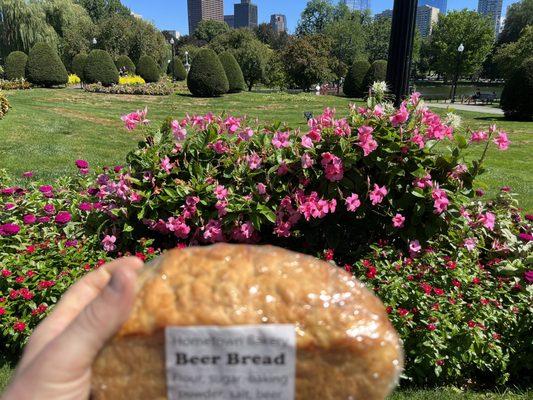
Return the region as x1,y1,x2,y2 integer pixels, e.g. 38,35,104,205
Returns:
91,244,403,399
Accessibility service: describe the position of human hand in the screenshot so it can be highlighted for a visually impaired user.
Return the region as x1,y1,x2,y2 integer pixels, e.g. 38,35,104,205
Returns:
2,257,143,400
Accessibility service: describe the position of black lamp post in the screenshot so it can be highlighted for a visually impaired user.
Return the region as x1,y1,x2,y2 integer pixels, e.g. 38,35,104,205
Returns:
450,43,465,104
386,0,418,107
170,37,175,58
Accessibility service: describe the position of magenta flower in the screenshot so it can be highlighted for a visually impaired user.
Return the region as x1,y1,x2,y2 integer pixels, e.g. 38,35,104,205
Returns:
321,152,344,182
102,235,117,252
37,216,50,223
203,219,224,243
4,203,15,211
55,211,72,225
277,163,289,176
78,202,93,212
161,157,173,174
23,214,36,225
409,240,422,254
519,233,533,242
470,131,488,143
121,107,149,131
493,131,510,150
43,204,56,215
39,185,53,193
246,152,262,170
369,184,388,206
256,183,267,195
525,271,533,283
0,223,20,236
479,212,496,231
411,133,425,149
301,135,314,148
171,120,187,140
209,140,229,154
390,102,409,126
238,128,254,141
214,185,228,200
345,193,361,212
463,238,478,252
22,171,34,178
357,126,378,156
166,217,191,239
272,131,291,149
75,159,89,169
431,188,449,214
392,214,406,228
301,153,315,169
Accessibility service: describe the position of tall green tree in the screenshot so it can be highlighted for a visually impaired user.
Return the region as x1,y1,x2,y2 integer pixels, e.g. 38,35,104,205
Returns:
74,0,130,22
494,26,533,78
296,0,334,36
234,41,271,92
323,11,365,67
193,20,230,43
498,0,533,44
429,10,494,79
363,17,391,62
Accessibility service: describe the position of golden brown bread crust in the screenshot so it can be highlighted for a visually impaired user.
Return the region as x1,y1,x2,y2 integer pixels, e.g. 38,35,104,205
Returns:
92,244,403,400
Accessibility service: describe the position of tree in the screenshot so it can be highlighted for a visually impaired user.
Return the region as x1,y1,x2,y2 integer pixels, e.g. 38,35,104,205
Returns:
75,0,130,23
193,20,230,43
254,23,288,50
363,17,391,62
324,12,366,68
187,48,229,97
264,52,288,91
209,29,257,54
282,35,334,90
136,55,160,83
494,26,533,79
233,42,269,92
343,60,370,98
296,0,335,36
5,51,28,80
498,0,533,44
83,49,119,85
26,42,68,87
219,51,245,93
500,57,533,121
429,10,494,79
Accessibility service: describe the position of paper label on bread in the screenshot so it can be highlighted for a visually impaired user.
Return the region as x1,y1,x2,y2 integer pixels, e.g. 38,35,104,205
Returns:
165,325,296,400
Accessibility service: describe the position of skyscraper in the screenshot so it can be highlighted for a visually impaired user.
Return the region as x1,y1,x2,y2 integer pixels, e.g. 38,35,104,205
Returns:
234,0,258,29
224,15,235,28
187,0,224,35
270,14,288,33
342,0,371,12
416,5,440,37
419,0,447,15
478,0,504,35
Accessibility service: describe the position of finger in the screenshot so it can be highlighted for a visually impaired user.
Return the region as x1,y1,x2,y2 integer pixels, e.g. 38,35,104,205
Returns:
18,257,143,372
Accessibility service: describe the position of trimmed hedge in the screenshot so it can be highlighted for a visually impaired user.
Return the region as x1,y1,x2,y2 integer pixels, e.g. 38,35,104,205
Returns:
5,51,28,80
26,43,68,87
83,50,119,86
364,60,388,89
343,60,371,98
169,56,187,81
115,55,136,75
187,48,229,97
136,55,160,83
501,57,533,121
71,53,88,81
219,51,245,93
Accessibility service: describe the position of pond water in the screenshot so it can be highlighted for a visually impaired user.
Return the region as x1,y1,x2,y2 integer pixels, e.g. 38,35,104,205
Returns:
414,84,504,99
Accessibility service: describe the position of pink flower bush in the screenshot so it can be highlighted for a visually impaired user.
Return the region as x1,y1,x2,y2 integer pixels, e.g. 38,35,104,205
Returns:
357,126,378,156
321,152,344,182
121,107,149,131
493,132,510,150
272,131,290,149
369,184,388,206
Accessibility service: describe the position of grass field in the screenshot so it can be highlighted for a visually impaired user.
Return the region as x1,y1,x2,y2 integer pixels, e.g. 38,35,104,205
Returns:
0,87,531,210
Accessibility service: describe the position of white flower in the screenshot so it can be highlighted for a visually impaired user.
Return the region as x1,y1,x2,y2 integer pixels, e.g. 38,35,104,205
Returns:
445,112,462,129
371,81,388,96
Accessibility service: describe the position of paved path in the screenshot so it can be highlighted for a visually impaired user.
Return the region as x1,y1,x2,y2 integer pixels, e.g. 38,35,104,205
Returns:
427,102,504,115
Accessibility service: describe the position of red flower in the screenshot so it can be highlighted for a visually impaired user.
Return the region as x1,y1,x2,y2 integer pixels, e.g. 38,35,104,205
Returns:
433,288,445,296
9,289,19,299
324,249,334,261
446,261,457,270
452,279,461,288
492,333,501,340
0,307,5,316
386,306,393,314
431,303,440,311
13,321,26,332
147,247,155,254
344,264,352,273
467,320,476,329
366,266,377,279
15,276,25,284
26,245,36,253
1,269,12,278
420,282,432,295
97,259,106,267
135,252,146,261
472,277,481,285
436,359,445,366
38,280,56,290
397,308,409,317
26,270,36,277
20,288,34,300
427,323,437,331
480,298,490,305
407,275,414,281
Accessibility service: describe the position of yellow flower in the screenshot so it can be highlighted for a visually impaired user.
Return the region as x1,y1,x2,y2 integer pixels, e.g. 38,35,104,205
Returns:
119,75,146,86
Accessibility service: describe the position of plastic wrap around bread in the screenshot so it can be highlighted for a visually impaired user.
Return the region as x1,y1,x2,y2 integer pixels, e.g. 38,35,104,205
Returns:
91,244,403,399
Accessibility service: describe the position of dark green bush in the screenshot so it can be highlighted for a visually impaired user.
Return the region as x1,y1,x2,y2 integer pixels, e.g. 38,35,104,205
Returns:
187,48,229,97
71,53,88,80
219,51,245,93
343,60,371,98
26,43,68,87
364,59,388,89
83,50,119,86
136,55,160,83
169,56,187,81
115,55,136,75
5,51,28,80
501,57,533,121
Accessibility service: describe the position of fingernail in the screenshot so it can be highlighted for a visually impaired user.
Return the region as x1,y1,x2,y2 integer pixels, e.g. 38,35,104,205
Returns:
108,271,125,294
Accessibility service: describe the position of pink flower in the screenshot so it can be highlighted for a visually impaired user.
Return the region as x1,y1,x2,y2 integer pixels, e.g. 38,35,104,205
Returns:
203,219,224,243
215,200,228,217
272,131,291,149
232,221,257,243
390,102,409,126
409,240,422,254
470,131,488,143
277,162,289,176
166,217,191,239
464,238,478,252
171,120,187,140
79,202,93,212
431,188,449,214
410,92,421,105
43,204,56,215
214,185,228,200
209,140,229,154
75,159,89,169
411,133,425,149
357,126,378,156
55,211,72,224
301,153,315,169
479,212,496,231
246,152,262,170
121,107,149,131
301,135,314,148
238,128,254,141
102,235,117,252
161,157,173,174
23,171,34,178
369,184,388,206
392,214,406,228
23,214,36,224
256,183,267,195
345,194,361,212
321,152,344,182
224,116,241,134
493,131,510,150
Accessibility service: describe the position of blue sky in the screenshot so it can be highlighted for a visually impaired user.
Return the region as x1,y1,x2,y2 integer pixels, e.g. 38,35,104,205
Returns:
122,0,519,34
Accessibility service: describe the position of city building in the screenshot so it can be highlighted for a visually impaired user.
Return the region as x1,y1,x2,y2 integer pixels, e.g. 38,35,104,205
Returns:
162,30,181,41
478,0,504,35
187,0,224,35
416,5,440,38
234,0,258,29
375,9,393,20
270,14,287,33
224,15,235,28
419,0,447,15
342,0,371,11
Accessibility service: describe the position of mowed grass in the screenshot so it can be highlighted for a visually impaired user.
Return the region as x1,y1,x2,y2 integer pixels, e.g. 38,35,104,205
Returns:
0,87,531,211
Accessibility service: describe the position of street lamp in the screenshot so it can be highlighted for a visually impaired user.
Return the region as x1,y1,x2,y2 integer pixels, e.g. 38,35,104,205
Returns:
451,43,465,104
169,37,175,58
92,37,97,47
184,51,190,73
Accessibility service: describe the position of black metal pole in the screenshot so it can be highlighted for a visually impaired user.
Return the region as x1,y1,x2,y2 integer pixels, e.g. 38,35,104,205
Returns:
386,0,418,107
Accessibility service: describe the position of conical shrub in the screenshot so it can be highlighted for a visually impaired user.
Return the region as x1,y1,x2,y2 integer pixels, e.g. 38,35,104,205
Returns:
219,51,245,93
5,51,28,80
187,48,229,97
84,50,119,86
169,56,187,81
363,60,388,90
501,57,533,121
71,53,88,81
343,60,370,98
26,43,68,87
136,55,160,83
115,55,136,75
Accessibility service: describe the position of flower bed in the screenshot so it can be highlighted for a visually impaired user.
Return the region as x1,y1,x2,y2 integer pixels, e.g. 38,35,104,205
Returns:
0,92,9,119
0,79,31,91
119,75,146,86
84,80,173,96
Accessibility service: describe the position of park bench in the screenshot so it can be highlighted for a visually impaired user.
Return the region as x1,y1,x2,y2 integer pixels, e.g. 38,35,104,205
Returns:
464,93,498,105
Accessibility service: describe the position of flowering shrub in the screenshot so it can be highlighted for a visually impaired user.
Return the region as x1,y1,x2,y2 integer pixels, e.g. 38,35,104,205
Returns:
0,78,31,90
84,80,173,96
67,74,81,85
119,75,146,86
0,91,9,119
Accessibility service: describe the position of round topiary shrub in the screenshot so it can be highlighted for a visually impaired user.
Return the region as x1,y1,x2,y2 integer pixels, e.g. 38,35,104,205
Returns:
83,50,119,86
26,43,68,87
343,59,371,98
5,51,28,80
71,53,88,81
364,60,388,89
501,57,533,121
187,48,229,97
115,55,136,75
136,55,160,83
169,56,187,81
218,51,245,93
